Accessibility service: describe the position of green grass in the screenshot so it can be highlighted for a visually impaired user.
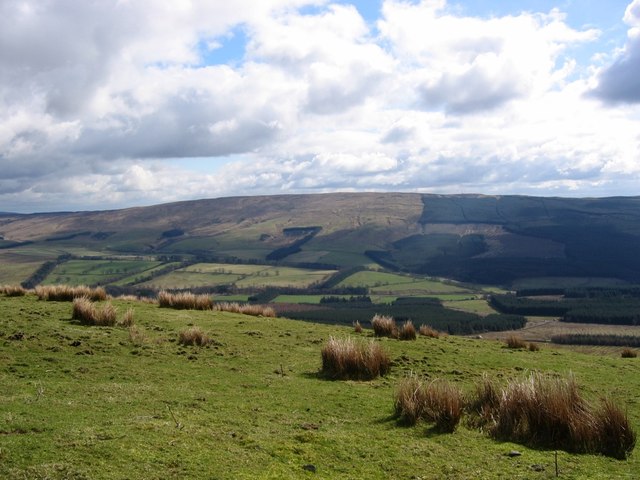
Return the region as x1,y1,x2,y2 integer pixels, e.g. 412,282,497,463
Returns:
145,263,336,290
338,271,475,296
1,294,639,478
443,298,499,315
0,254,42,284
42,259,163,286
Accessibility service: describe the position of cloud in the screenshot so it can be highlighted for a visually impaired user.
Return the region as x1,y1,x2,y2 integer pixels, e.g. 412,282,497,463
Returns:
378,2,598,113
590,0,640,103
0,0,639,213
247,4,393,114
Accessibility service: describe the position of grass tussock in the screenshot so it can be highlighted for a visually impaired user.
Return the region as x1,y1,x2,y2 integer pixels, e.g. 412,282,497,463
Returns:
394,375,464,432
36,284,107,302
128,325,147,346
371,314,397,338
178,326,211,347
504,334,527,349
158,291,213,310
215,302,277,317
466,374,501,429
528,342,540,352
72,297,117,326
419,324,440,338
621,348,637,358
0,285,28,296
468,373,636,459
353,320,363,333
321,337,390,380
398,320,417,341
118,308,135,327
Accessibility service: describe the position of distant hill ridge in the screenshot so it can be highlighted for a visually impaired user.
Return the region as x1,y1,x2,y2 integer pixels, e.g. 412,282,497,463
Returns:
2,192,640,285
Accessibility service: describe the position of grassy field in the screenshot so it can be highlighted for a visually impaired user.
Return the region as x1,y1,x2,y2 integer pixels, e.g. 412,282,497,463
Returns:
141,263,336,290
337,271,475,295
43,259,163,286
1,293,639,479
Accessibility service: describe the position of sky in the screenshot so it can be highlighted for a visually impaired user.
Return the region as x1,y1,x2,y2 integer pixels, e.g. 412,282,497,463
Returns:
1,0,640,213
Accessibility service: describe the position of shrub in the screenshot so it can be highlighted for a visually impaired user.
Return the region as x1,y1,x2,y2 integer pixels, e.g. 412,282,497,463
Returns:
0,285,27,296
353,320,363,333
158,291,213,310
393,375,464,432
528,342,540,352
504,334,527,349
398,320,417,341
178,326,211,347
419,324,440,338
621,348,637,358
371,314,397,338
321,337,390,380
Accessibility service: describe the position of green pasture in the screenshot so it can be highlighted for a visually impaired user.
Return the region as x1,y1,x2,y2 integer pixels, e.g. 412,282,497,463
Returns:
337,270,475,295
144,263,336,290
442,298,498,316
42,259,162,286
1,294,639,479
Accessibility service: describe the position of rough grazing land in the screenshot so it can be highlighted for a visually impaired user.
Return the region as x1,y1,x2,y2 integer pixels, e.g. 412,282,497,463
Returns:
1,294,638,479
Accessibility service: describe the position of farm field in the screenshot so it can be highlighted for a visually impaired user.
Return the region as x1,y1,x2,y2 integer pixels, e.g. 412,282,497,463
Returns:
481,317,640,343
141,263,336,290
42,259,164,286
337,271,475,295
0,293,638,479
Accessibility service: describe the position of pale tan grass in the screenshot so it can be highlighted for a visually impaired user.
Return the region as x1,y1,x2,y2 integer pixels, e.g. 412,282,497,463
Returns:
0,284,27,296
178,326,211,347
321,336,390,380
371,314,397,338
419,324,440,338
398,320,416,341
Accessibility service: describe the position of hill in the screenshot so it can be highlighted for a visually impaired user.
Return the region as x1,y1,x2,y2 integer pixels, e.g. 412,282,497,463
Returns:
2,193,640,287
1,293,638,478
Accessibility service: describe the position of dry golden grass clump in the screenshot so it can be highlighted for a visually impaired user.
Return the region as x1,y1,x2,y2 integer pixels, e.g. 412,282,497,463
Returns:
118,308,135,327
504,334,527,349
418,324,440,338
321,337,390,380
0,285,27,296
371,314,397,338
528,342,540,352
178,326,211,347
157,291,213,310
72,297,117,326
215,302,277,317
353,320,363,333
37,284,107,302
469,373,636,459
621,348,638,358
398,320,417,341
393,374,427,426
394,375,464,432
